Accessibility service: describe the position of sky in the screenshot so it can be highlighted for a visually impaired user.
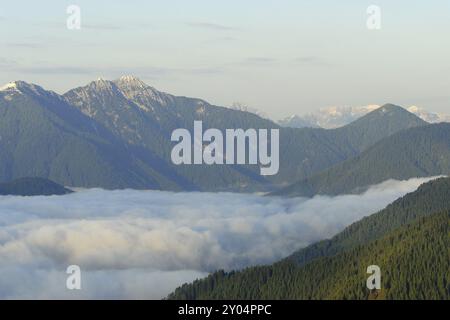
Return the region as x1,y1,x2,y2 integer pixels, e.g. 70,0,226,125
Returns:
1,0,450,119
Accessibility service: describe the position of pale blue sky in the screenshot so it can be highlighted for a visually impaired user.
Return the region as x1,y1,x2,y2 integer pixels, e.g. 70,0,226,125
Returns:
1,0,449,118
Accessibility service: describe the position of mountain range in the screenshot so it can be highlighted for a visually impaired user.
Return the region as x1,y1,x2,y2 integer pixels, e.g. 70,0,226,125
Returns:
1,77,433,192
274,122,450,197
2,77,449,300
278,105,450,129
168,177,450,300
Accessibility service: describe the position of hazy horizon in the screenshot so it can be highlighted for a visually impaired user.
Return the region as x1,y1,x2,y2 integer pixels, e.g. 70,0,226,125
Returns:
1,0,450,119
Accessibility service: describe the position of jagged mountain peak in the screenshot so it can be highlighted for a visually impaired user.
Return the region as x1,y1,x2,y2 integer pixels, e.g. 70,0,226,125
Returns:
113,76,172,108
71,76,162,100
115,75,148,88
87,78,118,92
63,78,132,118
114,75,159,93
114,75,154,95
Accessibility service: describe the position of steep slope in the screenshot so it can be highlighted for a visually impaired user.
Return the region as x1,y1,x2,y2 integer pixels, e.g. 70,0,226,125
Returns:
0,81,181,189
275,104,426,185
64,76,277,191
329,104,428,152
169,210,450,300
0,177,72,196
168,177,450,300
288,177,450,265
276,123,450,197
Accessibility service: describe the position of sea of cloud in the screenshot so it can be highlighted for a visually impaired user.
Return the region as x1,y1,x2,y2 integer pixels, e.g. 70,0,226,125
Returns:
0,177,439,299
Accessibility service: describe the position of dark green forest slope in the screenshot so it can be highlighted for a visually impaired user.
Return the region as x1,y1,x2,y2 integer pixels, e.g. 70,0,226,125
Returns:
288,177,450,266
275,123,450,197
0,81,182,190
169,211,449,300
169,177,450,300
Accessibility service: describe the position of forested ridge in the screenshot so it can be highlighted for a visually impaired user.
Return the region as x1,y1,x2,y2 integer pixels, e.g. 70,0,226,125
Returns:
169,211,449,300
1,81,428,191
168,178,450,300
289,177,450,266
276,123,450,197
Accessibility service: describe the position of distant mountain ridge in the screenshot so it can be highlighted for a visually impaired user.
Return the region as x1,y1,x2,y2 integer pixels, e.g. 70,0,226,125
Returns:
63,78,428,189
274,122,450,197
0,80,174,189
63,76,279,190
0,77,431,191
279,105,450,129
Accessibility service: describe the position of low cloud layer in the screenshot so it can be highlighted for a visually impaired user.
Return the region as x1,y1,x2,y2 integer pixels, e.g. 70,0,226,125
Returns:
0,177,438,299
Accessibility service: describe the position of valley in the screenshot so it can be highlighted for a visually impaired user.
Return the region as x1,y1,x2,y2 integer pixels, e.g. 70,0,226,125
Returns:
1,77,449,300
169,177,450,300
2,0,449,304
0,177,434,299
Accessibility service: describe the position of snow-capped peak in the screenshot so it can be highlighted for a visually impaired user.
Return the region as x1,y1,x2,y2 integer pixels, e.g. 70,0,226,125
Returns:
94,77,111,84
118,75,145,83
114,75,150,91
0,80,50,97
0,82,22,100
113,75,171,109
406,105,450,123
0,80,38,92
0,81,19,91
87,78,117,93
278,105,450,129
407,105,420,113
